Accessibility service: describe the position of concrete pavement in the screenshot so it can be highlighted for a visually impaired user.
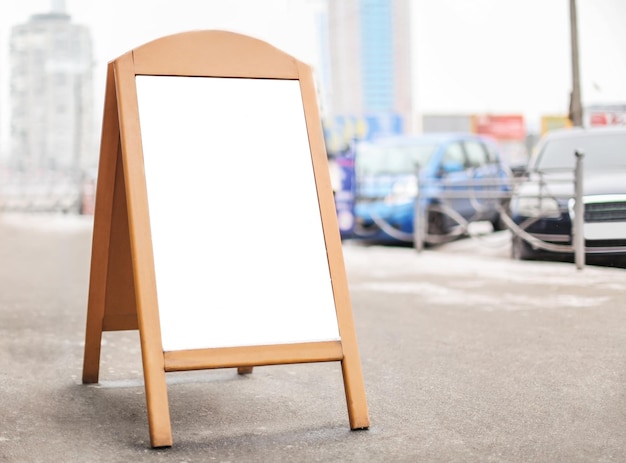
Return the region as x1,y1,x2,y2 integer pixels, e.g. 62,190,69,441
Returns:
1,213,626,462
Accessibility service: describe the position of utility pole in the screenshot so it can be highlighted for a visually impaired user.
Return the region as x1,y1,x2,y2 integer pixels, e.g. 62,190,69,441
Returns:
569,0,583,126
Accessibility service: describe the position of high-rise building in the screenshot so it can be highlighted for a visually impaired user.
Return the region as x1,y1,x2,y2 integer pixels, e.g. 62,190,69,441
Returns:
9,0,94,173
324,0,412,145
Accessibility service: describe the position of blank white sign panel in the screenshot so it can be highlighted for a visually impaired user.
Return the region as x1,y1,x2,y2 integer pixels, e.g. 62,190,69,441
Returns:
135,75,340,351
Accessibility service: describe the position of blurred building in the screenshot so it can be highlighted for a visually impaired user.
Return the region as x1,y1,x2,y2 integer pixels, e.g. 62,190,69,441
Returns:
9,0,94,173
323,0,412,152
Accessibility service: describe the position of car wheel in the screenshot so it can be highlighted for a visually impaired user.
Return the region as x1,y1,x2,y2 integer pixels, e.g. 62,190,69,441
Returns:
511,235,535,260
492,199,511,231
491,214,506,232
427,209,446,236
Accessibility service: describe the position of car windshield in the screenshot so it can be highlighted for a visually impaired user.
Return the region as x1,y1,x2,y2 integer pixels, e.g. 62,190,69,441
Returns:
534,132,626,172
355,142,438,176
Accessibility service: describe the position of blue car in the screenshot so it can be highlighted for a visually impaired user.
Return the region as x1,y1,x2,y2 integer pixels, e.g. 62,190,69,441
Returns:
350,133,512,248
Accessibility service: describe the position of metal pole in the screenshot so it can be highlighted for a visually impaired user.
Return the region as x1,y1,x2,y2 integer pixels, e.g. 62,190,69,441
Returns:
569,0,583,126
574,150,585,269
413,171,424,253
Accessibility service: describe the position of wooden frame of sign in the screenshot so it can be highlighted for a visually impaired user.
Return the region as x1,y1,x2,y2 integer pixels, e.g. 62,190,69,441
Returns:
81,30,369,448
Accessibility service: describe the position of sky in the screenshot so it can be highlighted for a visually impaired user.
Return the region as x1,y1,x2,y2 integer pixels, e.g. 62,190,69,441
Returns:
1,0,625,152
413,0,626,125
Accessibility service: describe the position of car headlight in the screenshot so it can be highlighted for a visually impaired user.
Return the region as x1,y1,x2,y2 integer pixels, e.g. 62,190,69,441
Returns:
385,176,419,205
515,195,561,218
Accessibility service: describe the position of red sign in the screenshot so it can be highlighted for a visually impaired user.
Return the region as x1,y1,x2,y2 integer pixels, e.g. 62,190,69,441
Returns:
589,112,626,126
473,114,526,140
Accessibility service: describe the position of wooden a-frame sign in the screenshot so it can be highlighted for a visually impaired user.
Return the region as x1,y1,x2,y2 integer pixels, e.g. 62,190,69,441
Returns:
82,30,369,448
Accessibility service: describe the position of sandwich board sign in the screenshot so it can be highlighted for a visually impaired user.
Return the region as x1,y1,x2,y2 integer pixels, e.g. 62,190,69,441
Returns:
81,30,369,448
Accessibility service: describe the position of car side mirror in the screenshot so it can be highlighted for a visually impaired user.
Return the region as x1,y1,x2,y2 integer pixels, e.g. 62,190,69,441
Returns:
441,160,464,174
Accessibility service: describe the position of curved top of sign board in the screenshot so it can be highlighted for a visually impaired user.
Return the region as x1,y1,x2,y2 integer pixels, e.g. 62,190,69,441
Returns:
124,29,301,79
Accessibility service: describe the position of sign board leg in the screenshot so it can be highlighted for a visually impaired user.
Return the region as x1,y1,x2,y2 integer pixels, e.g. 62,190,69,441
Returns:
82,64,119,384
341,353,370,430
143,357,172,447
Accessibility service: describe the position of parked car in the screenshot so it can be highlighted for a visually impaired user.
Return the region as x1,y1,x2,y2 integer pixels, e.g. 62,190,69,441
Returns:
350,133,512,248
510,127,626,260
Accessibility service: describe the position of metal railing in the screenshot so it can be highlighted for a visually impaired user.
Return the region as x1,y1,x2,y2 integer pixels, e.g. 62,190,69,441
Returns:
354,153,626,269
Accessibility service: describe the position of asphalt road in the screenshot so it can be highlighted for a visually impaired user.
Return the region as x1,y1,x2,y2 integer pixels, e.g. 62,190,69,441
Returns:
1,214,626,462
